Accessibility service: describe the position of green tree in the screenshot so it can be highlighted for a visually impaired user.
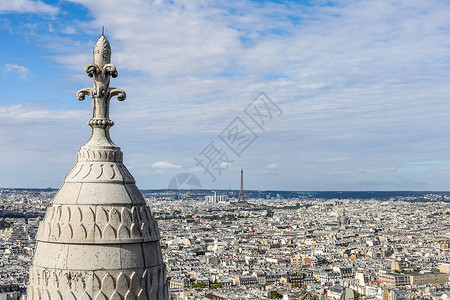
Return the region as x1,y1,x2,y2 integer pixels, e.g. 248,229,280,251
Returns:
211,283,222,289
192,282,206,289
353,291,364,299
269,291,283,299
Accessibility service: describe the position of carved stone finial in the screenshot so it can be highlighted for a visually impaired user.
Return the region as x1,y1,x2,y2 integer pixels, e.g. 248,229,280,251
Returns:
76,34,126,152
93,34,111,70
27,31,169,300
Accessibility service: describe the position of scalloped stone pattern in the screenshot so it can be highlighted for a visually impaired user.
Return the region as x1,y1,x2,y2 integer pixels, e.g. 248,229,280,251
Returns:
65,162,135,184
36,205,160,244
27,33,168,299
28,265,169,300
77,148,123,162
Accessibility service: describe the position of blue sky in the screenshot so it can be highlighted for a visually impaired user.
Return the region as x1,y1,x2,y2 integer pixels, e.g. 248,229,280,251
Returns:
2,0,450,191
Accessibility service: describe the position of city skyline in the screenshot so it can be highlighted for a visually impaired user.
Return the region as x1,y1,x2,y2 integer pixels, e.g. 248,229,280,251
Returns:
3,0,450,190
1,187,449,299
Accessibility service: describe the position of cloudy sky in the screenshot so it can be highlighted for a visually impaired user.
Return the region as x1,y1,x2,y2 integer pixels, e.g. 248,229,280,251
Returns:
2,0,450,191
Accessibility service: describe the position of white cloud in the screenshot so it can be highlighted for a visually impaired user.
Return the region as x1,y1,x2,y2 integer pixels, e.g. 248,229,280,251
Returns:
61,26,76,34
0,0,58,14
262,163,279,175
152,161,181,170
219,162,231,169
5,0,450,189
3,64,30,80
265,163,278,171
189,166,204,173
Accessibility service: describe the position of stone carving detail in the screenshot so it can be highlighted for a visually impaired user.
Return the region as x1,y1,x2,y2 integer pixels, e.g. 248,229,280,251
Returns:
27,33,168,299
27,265,167,300
77,148,124,163
37,205,159,243
76,34,126,127
65,162,135,183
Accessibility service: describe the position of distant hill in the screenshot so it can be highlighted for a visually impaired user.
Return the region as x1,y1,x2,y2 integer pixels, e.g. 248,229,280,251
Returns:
141,189,450,202
2,188,449,202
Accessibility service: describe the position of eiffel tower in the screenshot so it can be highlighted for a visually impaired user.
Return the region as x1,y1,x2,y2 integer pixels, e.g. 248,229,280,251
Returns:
237,169,248,206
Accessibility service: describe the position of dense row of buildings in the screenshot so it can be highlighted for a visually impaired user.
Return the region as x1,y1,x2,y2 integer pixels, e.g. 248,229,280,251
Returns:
0,188,449,299
0,189,52,299
151,193,450,299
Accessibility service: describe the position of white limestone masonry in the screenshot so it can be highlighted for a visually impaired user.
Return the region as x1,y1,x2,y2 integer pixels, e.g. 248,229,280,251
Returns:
27,34,169,300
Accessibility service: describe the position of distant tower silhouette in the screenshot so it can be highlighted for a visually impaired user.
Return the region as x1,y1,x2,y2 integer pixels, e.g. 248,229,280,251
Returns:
339,209,349,226
237,169,248,206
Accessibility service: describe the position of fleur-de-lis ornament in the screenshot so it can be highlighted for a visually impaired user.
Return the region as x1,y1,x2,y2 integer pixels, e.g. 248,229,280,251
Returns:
76,31,126,135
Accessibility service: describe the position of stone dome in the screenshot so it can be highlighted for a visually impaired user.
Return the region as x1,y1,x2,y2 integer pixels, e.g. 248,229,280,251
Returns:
27,34,169,300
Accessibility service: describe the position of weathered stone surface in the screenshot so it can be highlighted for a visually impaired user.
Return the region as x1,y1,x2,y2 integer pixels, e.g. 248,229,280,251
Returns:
27,33,168,299
76,183,135,204
37,204,159,244
28,265,169,300
65,162,135,184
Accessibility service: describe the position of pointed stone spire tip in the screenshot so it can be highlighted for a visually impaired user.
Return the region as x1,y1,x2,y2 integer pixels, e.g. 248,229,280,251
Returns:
75,30,126,158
